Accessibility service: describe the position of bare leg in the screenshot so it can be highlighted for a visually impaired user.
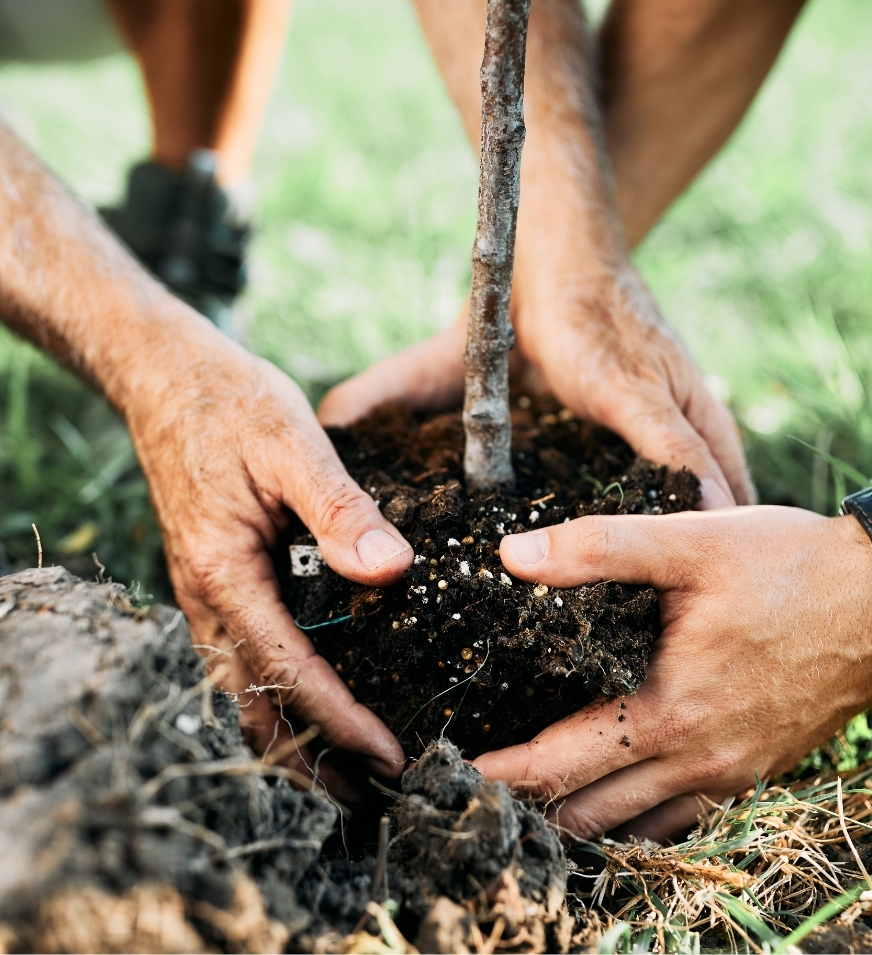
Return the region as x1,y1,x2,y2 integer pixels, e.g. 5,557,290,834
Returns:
106,0,292,185
599,0,806,247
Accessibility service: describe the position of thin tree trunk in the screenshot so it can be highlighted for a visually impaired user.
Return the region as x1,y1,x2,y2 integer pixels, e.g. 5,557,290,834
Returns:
463,0,531,491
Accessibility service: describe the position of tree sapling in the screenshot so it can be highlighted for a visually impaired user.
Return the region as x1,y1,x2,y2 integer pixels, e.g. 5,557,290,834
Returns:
463,0,531,491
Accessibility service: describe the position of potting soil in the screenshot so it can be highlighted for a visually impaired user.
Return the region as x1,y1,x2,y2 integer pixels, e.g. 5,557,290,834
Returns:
280,398,699,757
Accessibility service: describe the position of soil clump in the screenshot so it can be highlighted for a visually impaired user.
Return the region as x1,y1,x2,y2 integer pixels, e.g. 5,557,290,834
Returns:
280,398,699,757
0,568,583,953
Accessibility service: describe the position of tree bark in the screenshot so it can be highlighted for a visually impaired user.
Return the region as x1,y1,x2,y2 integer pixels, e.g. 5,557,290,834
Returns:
463,0,531,491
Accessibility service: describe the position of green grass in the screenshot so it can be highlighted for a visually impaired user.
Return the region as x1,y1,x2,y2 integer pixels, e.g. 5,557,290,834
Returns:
1,0,871,596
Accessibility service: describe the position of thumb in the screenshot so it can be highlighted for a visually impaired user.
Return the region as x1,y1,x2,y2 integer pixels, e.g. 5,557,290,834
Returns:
318,318,467,427
499,511,705,590
268,414,413,587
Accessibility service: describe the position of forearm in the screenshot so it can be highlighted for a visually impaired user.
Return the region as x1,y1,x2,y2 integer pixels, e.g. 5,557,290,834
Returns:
0,121,228,418
600,0,806,246
413,0,626,280
415,0,804,256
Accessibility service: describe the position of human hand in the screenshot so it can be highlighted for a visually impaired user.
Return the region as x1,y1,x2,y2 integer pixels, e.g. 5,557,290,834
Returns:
318,271,752,511
506,247,755,509
483,506,872,842
123,326,412,779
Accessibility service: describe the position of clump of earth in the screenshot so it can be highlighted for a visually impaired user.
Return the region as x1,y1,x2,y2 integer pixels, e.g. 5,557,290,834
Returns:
279,398,699,756
0,567,594,953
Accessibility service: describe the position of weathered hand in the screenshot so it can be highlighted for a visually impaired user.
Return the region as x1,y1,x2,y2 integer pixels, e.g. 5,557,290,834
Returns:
482,506,872,842
0,121,410,784
508,251,754,509
318,266,753,510
125,331,412,777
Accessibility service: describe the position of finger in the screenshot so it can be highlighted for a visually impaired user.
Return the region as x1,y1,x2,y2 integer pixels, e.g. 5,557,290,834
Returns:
684,382,757,506
199,642,376,804
500,510,707,589
472,697,652,802
318,317,468,427
175,553,405,776
546,759,729,841
609,793,714,845
605,391,736,510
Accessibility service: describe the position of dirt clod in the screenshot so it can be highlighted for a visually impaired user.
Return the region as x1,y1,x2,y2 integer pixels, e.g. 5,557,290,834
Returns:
0,569,584,953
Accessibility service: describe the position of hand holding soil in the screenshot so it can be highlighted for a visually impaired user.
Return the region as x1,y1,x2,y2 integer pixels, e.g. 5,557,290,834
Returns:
125,339,413,776
319,271,751,509
490,505,872,841
0,120,411,779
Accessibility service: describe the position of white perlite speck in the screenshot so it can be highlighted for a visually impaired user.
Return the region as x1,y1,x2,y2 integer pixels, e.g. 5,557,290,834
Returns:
175,713,202,735
290,544,325,577
500,573,512,587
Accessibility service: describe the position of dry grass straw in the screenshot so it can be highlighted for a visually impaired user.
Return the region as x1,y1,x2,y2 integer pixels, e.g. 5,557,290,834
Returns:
569,764,872,953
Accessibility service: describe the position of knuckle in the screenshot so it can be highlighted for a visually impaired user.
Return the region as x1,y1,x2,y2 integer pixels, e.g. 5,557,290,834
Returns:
557,800,608,840
255,645,307,696
569,518,611,574
184,555,229,606
515,744,579,803
314,479,373,539
656,424,708,464
652,708,700,755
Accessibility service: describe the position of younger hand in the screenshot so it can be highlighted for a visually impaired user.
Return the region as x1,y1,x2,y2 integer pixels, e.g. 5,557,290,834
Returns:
482,506,872,841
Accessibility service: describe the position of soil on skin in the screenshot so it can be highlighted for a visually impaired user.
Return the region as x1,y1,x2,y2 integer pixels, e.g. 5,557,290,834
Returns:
280,399,699,757
0,568,583,953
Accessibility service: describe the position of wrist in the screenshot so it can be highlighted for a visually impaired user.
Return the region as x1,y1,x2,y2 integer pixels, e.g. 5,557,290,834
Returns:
96,289,245,433
827,513,872,709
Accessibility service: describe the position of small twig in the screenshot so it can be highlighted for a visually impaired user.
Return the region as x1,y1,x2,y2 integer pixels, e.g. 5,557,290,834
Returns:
837,775,872,891
260,724,320,766
481,916,506,955
68,707,109,748
138,756,314,802
372,815,391,904
92,551,106,583
31,523,42,569
260,720,280,763
138,805,226,852
224,835,325,860
463,0,531,490
529,492,555,507
367,777,404,800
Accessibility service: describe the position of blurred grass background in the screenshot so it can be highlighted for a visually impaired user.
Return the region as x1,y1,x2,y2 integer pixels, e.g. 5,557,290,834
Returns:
1,0,871,599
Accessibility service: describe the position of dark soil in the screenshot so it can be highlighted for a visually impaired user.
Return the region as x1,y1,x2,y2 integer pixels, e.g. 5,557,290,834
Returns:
279,399,699,757
0,568,584,952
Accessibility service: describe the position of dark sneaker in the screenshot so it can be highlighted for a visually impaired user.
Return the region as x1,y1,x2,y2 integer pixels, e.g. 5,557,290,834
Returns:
102,150,250,334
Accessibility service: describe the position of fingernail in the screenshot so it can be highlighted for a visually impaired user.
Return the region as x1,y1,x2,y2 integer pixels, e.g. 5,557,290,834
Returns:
700,477,733,510
356,529,411,570
503,530,547,566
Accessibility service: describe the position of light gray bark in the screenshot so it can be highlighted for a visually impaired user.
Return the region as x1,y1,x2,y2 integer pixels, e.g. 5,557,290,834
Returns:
463,0,531,491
